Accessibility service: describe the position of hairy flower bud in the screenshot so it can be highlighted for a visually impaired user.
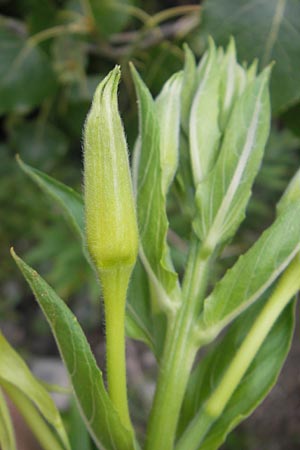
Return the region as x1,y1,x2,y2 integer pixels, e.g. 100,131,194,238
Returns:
84,66,138,273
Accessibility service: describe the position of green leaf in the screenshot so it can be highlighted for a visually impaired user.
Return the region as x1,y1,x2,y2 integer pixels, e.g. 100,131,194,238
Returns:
155,72,182,193
178,300,295,450
88,0,133,36
131,65,181,312
11,121,68,171
201,0,300,113
0,387,16,450
0,330,70,450
218,39,252,131
11,250,137,450
181,44,197,135
198,202,300,339
0,17,57,115
189,40,221,185
17,157,85,242
194,68,271,250
69,397,92,450
3,381,68,450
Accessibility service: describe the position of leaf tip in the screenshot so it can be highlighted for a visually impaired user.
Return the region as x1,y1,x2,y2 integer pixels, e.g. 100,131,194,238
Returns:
129,61,138,81
10,246,19,264
15,154,28,173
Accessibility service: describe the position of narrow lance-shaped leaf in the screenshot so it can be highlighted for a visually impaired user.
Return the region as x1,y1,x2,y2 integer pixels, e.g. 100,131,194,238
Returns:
131,65,181,311
197,202,300,340
11,249,137,450
180,44,197,135
218,38,237,129
155,71,182,194
189,41,221,185
2,382,68,450
17,156,84,242
0,387,16,450
194,67,271,250
218,38,247,130
0,330,70,450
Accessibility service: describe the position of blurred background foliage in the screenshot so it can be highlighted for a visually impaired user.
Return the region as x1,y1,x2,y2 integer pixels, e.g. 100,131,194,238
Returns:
0,0,300,448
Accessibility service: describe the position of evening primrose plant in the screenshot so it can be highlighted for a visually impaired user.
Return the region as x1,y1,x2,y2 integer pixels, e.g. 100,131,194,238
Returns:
3,38,300,450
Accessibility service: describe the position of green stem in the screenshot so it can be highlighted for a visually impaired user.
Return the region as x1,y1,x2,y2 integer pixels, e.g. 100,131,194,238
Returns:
101,267,133,432
175,255,300,450
145,243,211,450
27,22,89,47
3,382,66,450
145,5,201,28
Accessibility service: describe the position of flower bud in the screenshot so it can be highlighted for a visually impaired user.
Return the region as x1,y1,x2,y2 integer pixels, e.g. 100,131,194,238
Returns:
84,66,138,274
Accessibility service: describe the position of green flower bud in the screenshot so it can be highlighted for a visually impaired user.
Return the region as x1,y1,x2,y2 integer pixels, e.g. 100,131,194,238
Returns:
83,66,138,430
84,66,138,273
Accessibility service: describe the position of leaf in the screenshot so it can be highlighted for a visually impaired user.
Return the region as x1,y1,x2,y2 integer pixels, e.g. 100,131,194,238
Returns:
0,388,16,450
69,397,92,450
0,17,57,115
189,40,221,185
11,120,68,171
155,72,182,193
3,381,68,450
198,202,300,339
178,299,295,450
131,65,181,311
194,68,271,250
201,0,300,113
0,330,70,450
181,44,197,135
17,157,85,242
11,249,137,450
88,0,133,36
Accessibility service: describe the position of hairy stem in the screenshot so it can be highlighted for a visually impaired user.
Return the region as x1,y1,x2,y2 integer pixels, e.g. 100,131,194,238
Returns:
101,268,133,432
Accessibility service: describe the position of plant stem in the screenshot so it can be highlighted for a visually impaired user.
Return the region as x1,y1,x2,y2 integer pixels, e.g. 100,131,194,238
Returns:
175,255,300,450
145,242,211,450
101,267,133,432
